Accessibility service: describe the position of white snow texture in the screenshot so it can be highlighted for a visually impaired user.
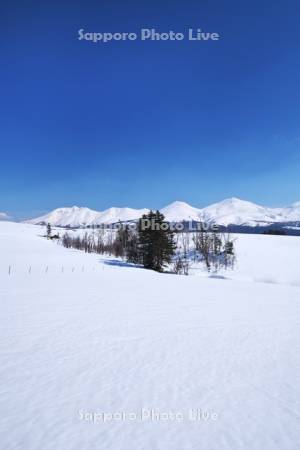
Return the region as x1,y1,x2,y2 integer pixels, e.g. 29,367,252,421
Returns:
1,221,300,449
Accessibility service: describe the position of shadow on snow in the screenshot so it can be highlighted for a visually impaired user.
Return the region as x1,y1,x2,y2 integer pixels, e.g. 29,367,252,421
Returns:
102,259,143,269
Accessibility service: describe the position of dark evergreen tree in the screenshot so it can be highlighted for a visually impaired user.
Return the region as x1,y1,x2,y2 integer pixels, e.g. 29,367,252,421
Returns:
138,210,175,272
46,223,52,239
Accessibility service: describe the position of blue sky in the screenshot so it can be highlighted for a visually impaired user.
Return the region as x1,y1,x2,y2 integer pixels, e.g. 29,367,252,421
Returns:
1,0,300,219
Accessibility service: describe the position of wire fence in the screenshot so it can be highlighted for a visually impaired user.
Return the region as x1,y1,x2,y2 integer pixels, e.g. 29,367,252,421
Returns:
5,265,105,276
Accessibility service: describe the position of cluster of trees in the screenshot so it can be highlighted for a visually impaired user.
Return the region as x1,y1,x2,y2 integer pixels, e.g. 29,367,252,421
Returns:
263,229,286,235
60,211,235,274
172,230,235,274
192,231,235,271
61,211,176,272
62,229,112,255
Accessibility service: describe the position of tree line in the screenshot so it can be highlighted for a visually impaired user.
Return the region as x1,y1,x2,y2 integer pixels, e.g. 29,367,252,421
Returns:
58,210,235,274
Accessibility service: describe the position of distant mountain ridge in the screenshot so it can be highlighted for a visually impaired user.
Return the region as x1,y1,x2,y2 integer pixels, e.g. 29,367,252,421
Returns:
0,212,10,221
26,205,149,227
25,198,300,229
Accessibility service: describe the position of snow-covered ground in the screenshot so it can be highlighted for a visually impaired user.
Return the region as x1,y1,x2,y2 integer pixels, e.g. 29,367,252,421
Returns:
1,222,300,449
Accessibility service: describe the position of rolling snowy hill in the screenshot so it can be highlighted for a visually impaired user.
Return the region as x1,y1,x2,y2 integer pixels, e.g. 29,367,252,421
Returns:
25,198,300,228
1,221,300,450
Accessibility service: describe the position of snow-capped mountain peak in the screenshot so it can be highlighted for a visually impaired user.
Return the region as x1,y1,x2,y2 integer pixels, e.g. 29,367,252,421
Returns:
26,206,150,227
200,197,281,226
25,198,300,228
161,201,202,222
93,207,149,225
26,206,101,227
291,201,300,208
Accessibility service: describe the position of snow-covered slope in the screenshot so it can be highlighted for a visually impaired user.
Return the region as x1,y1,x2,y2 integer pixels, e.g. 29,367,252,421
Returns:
26,206,149,227
1,222,300,450
161,201,202,222
200,198,300,226
161,198,300,226
0,212,10,221
200,197,284,226
281,201,300,222
26,206,101,227
93,206,149,225
25,198,300,227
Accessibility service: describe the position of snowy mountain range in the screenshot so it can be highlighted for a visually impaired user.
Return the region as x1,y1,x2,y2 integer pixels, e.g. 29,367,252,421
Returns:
26,206,149,227
0,212,10,221
25,198,300,228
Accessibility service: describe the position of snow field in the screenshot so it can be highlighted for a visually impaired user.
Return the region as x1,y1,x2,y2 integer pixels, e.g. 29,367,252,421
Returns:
1,222,300,449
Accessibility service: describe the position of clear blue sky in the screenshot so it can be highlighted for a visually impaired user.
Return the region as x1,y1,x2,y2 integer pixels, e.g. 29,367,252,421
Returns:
1,0,300,219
